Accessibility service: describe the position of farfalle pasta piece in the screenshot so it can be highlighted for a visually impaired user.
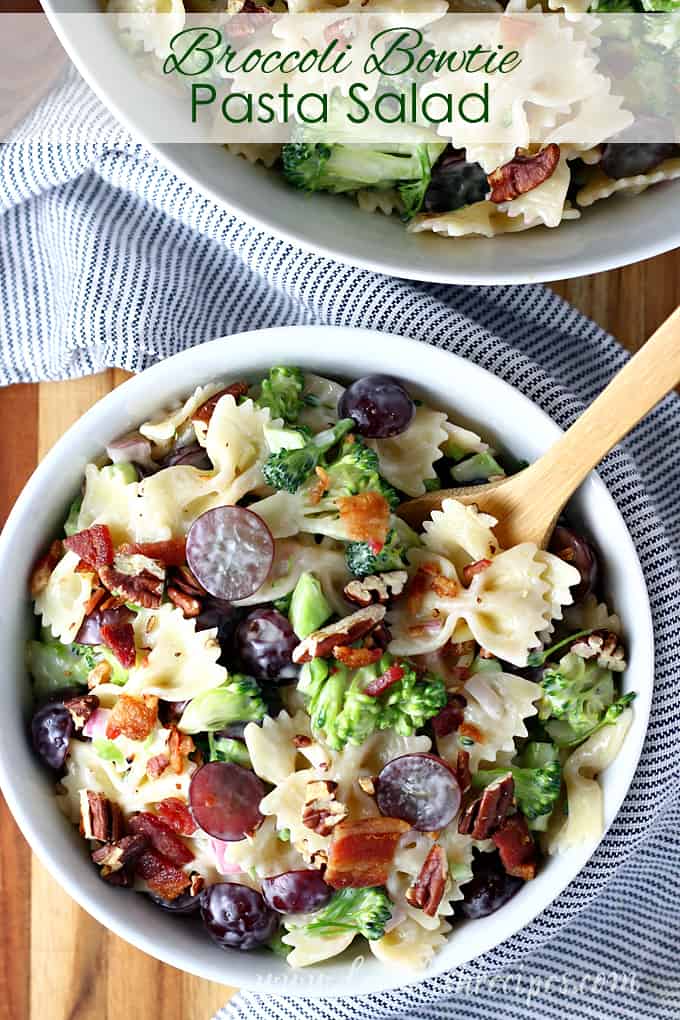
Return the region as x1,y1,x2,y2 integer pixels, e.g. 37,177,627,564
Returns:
387,828,474,932
441,420,489,457
236,536,352,615
388,549,468,657
34,550,94,644
499,155,573,229
77,463,139,544
436,668,541,771
368,405,448,498
259,768,331,863
547,708,633,854
134,465,219,541
370,917,451,970
576,158,680,209
244,710,312,786
139,382,225,456
124,604,227,701
422,498,501,573
282,926,356,968
203,395,272,504
226,143,283,168
564,594,622,635
227,817,307,878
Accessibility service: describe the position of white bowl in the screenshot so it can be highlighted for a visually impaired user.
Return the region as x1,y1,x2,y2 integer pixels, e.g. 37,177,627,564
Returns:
0,326,653,995
41,0,680,285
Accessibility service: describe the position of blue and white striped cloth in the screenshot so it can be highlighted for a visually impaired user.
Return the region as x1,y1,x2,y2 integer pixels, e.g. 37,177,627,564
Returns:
2,65,679,1020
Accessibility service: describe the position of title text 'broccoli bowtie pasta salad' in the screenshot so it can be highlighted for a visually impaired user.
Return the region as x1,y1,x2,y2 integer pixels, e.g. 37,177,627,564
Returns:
28,367,635,969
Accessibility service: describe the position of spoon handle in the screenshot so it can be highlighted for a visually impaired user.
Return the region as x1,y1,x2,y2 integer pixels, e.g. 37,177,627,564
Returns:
522,306,680,505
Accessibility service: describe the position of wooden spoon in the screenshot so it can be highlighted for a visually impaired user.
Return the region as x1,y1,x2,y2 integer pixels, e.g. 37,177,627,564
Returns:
398,306,680,549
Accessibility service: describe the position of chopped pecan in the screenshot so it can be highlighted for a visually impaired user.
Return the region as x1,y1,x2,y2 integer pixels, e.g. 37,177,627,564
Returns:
431,694,467,738
461,559,492,585
88,660,112,689
333,645,382,668
453,749,472,797
458,773,515,840
118,539,187,567
83,585,108,618
292,605,386,664
167,725,195,775
325,816,411,889
488,144,560,203
63,694,100,731
405,844,448,917
168,565,206,597
146,754,170,779
364,662,406,697
492,813,537,880
336,491,390,544
167,585,202,618
30,540,63,596
92,833,149,876
344,570,408,607
64,525,114,569
191,382,249,424
302,780,348,836
106,694,158,741
99,554,165,610
430,573,461,599
571,630,626,672
79,791,123,842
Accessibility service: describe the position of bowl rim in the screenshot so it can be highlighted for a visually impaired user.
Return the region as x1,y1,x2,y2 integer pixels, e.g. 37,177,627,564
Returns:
39,2,680,285
0,325,654,995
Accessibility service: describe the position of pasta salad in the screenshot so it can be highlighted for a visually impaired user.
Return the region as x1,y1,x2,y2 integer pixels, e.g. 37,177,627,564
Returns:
105,0,680,240
28,367,636,969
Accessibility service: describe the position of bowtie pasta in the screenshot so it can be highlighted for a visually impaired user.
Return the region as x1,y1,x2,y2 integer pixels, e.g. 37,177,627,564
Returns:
106,0,680,240
28,365,636,970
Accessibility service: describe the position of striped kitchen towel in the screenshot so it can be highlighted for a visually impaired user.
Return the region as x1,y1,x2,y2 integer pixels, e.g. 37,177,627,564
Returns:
1,64,679,1020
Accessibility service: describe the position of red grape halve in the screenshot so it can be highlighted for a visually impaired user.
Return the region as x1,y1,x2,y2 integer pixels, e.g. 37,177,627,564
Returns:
186,506,274,601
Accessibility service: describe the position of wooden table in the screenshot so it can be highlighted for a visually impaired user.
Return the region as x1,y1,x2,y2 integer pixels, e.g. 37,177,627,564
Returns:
1,253,678,1020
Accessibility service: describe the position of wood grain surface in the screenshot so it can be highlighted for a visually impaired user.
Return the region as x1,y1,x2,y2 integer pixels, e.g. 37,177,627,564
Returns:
0,252,678,1020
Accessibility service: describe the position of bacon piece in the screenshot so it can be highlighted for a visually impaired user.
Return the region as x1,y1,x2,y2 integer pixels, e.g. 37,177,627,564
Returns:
487,144,560,204
325,816,411,889
64,525,114,569
118,539,187,567
30,540,63,596
492,813,537,880
458,773,515,840
431,694,467,738
405,844,448,917
337,492,390,544
459,721,484,743
100,622,136,668
406,567,432,617
364,662,405,697
128,811,194,866
135,849,191,901
146,754,170,780
106,694,157,741
156,797,197,837
167,725,195,775
461,559,492,585
98,563,164,610
191,382,249,424
333,645,382,669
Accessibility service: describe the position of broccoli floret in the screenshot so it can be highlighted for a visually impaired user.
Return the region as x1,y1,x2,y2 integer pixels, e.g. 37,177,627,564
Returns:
473,762,562,821
256,366,306,424
290,887,392,941
208,731,251,768
451,452,506,485
289,571,333,639
299,653,446,750
345,526,408,578
538,651,636,748
282,141,445,219
322,436,400,510
262,418,355,493
27,640,127,698
178,674,266,734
